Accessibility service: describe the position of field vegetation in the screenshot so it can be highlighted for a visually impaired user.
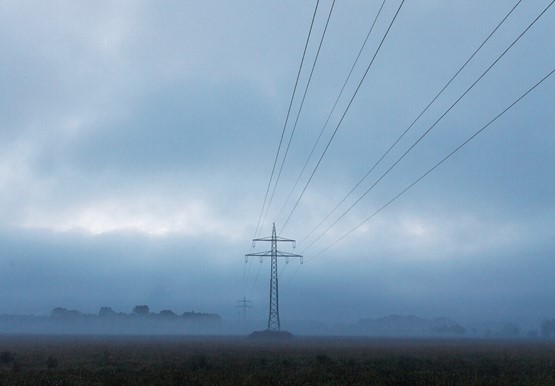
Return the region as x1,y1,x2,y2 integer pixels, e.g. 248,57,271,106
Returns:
0,335,554,385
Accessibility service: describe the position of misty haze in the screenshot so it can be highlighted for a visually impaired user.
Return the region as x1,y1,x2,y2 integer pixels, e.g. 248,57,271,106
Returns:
0,0,554,384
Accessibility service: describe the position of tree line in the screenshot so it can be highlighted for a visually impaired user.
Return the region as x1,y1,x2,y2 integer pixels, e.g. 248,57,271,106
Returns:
51,305,221,322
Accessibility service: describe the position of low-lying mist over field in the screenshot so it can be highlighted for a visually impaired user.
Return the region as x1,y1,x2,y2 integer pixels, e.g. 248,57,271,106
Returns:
1,303,553,341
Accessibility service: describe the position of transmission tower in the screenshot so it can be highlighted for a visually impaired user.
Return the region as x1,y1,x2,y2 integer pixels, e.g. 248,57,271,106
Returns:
235,296,253,321
246,223,302,331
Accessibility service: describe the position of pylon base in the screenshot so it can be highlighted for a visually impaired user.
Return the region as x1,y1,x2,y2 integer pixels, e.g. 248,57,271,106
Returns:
248,330,294,340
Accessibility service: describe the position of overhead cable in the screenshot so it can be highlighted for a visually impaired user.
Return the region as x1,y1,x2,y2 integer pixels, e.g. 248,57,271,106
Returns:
261,0,337,233
252,0,320,239
275,0,388,226
301,0,553,252
280,0,406,234
306,66,555,262
298,0,523,248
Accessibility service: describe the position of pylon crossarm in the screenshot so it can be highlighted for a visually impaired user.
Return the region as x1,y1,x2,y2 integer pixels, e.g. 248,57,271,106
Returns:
245,251,302,261
252,236,296,243
252,236,295,241
245,251,273,257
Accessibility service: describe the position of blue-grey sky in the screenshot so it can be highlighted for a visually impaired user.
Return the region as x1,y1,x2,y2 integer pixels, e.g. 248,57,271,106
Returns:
0,1,554,330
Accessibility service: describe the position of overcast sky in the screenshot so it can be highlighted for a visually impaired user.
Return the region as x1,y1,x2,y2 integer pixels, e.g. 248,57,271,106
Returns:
0,1,554,330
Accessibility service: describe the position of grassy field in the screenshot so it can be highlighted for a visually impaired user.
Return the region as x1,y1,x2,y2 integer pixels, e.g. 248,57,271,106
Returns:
0,335,554,385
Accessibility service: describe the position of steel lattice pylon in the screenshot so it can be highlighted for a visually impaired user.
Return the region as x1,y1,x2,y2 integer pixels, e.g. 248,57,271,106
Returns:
246,223,302,331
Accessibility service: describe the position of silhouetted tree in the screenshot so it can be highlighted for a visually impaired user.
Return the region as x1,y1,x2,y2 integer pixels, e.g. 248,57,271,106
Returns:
159,309,177,318
51,307,81,319
133,305,150,316
98,306,116,317
182,311,222,323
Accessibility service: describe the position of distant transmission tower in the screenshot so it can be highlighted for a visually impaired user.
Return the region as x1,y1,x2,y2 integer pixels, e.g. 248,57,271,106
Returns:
235,296,253,321
246,223,302,331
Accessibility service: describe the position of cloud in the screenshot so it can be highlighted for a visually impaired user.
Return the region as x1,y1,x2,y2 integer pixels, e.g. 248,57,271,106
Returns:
0,1,553,331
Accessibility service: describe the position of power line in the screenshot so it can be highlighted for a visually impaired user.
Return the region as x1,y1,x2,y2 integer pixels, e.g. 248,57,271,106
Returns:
250,259,263,294
280,0,406,234
275,0,388,226
252,0,320,240
261,0,336,232
306,65,555,262
240,259,248,297
241,254,255,298
297,0,523,249
300,0,554,253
